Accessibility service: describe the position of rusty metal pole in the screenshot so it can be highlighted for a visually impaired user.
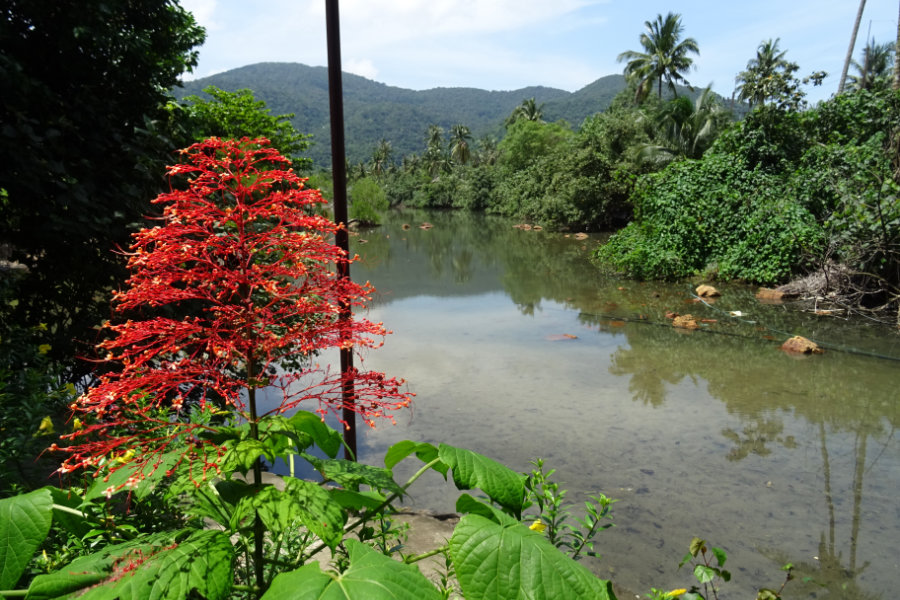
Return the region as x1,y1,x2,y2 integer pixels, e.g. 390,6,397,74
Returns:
325,0,356,460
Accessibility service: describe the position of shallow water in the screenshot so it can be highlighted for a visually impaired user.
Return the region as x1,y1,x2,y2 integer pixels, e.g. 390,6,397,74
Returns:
332,210,900,598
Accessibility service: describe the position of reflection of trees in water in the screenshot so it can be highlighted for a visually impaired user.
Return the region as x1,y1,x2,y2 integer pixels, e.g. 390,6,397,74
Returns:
356,209,607,312
356,210,898,598
722,417,796,460
605,318,897,599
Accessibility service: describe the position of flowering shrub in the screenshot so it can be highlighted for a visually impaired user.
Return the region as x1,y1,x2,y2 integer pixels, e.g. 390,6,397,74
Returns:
59,138,411,488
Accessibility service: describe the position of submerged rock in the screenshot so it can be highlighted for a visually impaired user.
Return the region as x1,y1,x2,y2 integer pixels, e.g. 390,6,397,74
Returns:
695,284,720,297
781,336,824,354
756,287,786,302
673,314,699,329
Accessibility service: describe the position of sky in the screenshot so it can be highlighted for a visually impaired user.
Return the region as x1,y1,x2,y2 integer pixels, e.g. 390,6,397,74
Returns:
179,0,899,104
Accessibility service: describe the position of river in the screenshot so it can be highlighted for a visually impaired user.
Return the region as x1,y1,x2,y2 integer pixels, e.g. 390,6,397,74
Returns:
340,209,899,598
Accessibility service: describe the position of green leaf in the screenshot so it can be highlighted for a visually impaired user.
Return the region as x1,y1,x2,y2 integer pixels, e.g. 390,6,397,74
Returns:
47,487,91,538
455,494,518,526
0,488,53,589
711,546,727,567
303,455,404,496
329,489,387,511
688,536,706,557
756,590,780,600
83,451,182,501
384,441,443,475
693,564,716,584
438,444,526,517
449,514,614,600
289,411,342,457
27,530,233,600
285,478,346,548
262,539,440,600
225,439,268,471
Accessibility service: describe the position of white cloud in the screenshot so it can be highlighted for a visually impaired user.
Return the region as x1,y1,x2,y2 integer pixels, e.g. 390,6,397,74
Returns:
344,58,379,80
179,0,221,30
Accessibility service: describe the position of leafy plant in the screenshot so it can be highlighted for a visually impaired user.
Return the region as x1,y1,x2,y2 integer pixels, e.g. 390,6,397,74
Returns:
10,139,621,600
524,459,616,560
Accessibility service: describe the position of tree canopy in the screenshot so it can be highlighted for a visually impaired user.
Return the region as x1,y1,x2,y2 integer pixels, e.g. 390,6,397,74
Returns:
617,12,699,102
0,0,205,370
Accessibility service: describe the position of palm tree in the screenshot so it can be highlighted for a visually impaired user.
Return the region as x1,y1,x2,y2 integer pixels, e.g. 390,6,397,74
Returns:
425,124,444,152
370,138,393,176
894,0,900,90
475,136,500,166
847,39,895,91
838,0,867,94
449,124,473,166
504,98,545,127
734,38,797,106
617,12,699,102
640,86,730,165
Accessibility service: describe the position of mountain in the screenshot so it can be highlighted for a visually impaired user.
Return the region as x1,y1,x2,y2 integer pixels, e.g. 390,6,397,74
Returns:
173,63,731,168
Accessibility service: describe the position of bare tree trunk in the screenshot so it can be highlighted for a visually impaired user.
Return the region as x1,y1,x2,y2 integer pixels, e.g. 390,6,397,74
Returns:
894,0,900,90
838,0,867,94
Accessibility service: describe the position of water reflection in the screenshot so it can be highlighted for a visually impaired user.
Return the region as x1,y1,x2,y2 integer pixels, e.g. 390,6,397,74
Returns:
349,210,899,599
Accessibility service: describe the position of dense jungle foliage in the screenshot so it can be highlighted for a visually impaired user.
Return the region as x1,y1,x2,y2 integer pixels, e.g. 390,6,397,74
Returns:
1,2,898,598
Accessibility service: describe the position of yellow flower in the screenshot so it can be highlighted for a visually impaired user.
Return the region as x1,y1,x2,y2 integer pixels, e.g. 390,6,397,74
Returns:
38,344,52,355
529,519,547,533
72,418,83,431
114,449,135,464
666,590,687,598
36,416,55,436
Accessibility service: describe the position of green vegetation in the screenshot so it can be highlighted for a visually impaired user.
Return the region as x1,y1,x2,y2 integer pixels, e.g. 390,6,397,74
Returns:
617,12,700,102
597,87,900,308
1,3,898,599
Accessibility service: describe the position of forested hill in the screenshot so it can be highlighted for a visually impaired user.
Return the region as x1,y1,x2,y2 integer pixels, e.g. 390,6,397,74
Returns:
173,62,631,168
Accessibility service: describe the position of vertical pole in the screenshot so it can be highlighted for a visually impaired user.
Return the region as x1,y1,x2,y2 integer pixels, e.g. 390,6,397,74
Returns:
325,0,357,460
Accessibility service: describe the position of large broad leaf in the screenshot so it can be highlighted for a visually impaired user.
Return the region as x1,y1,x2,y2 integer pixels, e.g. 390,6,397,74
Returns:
261,539,441,600
449,514,616,600
284,479,347,548
0,488,53,589
455,493,518,526
303,455,404,496
289,411,342,458
383,441,447,475
26,530,233,600
47,487,91,539
438,444,526,517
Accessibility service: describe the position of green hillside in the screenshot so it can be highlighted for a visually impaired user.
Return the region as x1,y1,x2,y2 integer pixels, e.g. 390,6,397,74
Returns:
174,62,733,168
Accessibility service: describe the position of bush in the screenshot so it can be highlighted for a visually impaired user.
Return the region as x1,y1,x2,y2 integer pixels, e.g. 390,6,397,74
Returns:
349,177,389,225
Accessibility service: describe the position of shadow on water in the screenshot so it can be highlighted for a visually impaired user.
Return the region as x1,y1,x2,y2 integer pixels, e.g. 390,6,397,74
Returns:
325,210,899,598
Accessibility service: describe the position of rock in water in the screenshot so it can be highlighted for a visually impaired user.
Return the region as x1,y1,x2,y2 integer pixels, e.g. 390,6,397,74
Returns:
756,287,785,301
781,336,824,354
695,284,720,297
673,314,699,329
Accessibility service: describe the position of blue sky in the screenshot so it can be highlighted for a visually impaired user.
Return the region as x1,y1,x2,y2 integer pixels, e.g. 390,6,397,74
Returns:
180,0,898,104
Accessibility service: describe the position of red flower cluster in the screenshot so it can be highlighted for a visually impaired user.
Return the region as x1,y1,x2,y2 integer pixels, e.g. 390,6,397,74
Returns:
60,138,411,485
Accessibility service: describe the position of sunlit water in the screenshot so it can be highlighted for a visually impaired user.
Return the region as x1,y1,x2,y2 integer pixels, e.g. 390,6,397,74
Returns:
312,210,900,598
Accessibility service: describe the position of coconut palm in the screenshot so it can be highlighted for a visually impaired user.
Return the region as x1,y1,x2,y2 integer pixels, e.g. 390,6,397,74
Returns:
847,39,895,91
838,0,867,94
617,12,699,102
640,86,730,165
734,38,797,107
895,0,900,90
425,124,444,152
370,138,393,176
449,124,473,166
475,135,500,166
504,97,545,127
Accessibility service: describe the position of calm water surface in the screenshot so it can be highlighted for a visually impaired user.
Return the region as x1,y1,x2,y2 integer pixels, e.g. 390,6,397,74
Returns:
344,210,899,599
